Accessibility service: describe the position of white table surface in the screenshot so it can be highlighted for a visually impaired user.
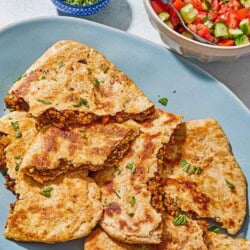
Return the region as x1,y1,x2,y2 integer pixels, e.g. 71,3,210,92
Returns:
0,0,249,109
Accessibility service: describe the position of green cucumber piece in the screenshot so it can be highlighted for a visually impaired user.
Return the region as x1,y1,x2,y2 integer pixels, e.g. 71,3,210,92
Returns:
165,20,174,29
240,0,250,8
180,4,198,24
235,34,249,46
239,19,250,35
204,20,213,29
214,22,228,38
228,28,244,39
182,31,193,39
158,12,170,22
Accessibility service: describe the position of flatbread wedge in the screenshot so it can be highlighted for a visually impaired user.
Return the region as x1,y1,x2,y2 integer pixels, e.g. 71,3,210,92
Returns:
4,170,102,243
84,215,208,250
0,111,38,191
205,232,250,250
94,110,183,244
5,40,155,128
159,119,246,235
20,121,139,183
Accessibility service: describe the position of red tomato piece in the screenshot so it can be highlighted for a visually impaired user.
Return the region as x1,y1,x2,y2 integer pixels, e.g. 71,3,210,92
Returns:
168,5,181,27
173,0,186,10
150,0,166,14
211,0,219,11
217,39,235,46
196,23,215,42
225,13,239,28
186,0,203,10
236,8,248,20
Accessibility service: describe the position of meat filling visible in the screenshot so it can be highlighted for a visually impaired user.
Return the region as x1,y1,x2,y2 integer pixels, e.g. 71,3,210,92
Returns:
26,129,139,183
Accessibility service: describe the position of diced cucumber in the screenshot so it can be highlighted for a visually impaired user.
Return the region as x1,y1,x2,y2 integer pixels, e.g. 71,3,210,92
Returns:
228,28,244,39
239,19,250,35
214,22,228,38
158,12,170,22
240,0,250,8
204,20,213,29
180,4,198,24
235,34,249,46
165,20,174,29
182,31,193,39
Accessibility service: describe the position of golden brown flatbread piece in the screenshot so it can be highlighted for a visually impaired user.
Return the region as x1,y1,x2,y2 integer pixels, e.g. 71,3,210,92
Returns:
0,112,38,186
94,110,183,244
5,40,155,128
4,170,102,243
161,119,246,235
20,121,139,183
206,232,250,250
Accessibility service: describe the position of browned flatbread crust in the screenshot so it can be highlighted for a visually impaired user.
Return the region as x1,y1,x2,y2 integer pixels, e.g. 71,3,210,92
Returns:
20,121,139,183
206,232,250,250
4,170,102,243
0,112,38,190
94,110,183,244
5,40,155,128
160,119,246,235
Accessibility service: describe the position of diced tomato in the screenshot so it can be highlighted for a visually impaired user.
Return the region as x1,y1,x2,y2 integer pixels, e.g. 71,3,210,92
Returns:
168,6,181,27
217,39,235,46
236,8,248,20
186,0,203,10
196,23,215,42
150,0,166,14
225,13,239,28
211,0,219,11
173,0,186,11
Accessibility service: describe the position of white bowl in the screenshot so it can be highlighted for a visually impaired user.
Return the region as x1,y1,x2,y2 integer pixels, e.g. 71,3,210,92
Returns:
144,0,250,62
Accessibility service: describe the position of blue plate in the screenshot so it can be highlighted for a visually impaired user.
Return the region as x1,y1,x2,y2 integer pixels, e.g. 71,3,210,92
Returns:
0,17,249,250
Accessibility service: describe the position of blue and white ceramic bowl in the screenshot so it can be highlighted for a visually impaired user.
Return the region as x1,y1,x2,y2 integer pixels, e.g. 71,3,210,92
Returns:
51,0,110,16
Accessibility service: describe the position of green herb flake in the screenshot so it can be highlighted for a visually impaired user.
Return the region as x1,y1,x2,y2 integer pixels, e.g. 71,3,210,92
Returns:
172,215,188,226
225,179,235,189
158,97,168,107
51,77,57,81
114,166,121,175
11,121,22,138
73,97,89,108
180,158,201,175
113,190,121,199
207,225,220,233
41,186,53,197
126,162,136,174
93,77,100,87
203,16,210,23
130,196,136,206
87,68,92,75
59,61,65,68
40,75,46,80
173,196,178,206
14,155,21,160
36,99,52,105
0,166,8,176
103,67,109,73
127,212,134,217
64,0,99,6
15,162,20,172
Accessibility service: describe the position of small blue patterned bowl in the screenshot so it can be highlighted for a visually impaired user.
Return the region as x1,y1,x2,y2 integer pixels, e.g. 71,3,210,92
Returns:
51,0,110,16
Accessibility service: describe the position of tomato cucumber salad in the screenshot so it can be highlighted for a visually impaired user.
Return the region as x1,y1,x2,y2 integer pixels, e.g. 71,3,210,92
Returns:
151,0,250,46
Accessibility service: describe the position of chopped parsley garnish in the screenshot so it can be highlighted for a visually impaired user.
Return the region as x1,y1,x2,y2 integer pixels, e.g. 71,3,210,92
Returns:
130,196,136,206
15,162,20,171
173,196,178,206
51,77,57,81
73,97,89,108
158,97,168,107
64,0,99,6
180,158,201,175
93,77,100,87
114,166,121,175
14,155,21,160
80,129,88,140
225,179,235,189
41,186,53,197
36,99,52,105
40,75,46,80
203,16,210,23
172,215,188,226
59,61,65,68
113,190,121,199
127,212,134,217
126,162,136,174
11,121,22,138
103,67,109,73
0,166,8,176
87,68,92,75
207,225,220,233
